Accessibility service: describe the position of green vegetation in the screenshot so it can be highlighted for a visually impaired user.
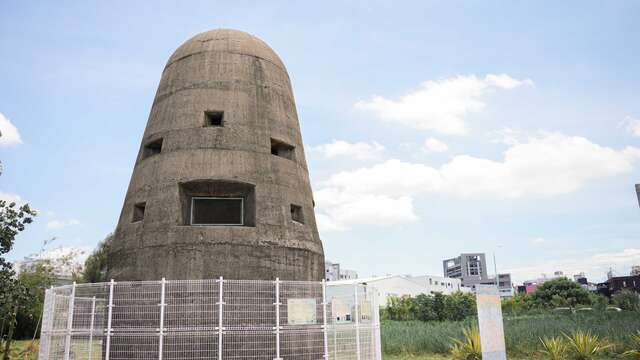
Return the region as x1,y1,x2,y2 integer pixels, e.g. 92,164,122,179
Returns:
81,233,112,283
502,278,605,315
563,330,611,360
540,336,567,360
383,292,476,322
623,331,640,359
0,198,36,360
613,290,640,312
449,327,481,360
382,312,640,358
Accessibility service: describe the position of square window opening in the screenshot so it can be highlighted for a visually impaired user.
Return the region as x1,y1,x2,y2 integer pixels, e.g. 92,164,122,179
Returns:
205,111,224,127
142,138,163,159
191,197,244,226
290,204,304,224
271,138,295,161
132,202,146,222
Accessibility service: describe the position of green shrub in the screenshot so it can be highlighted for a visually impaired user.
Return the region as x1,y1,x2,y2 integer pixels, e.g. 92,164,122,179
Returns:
450,327,481,360
539,336,567,360
529,278,592,309
563,330,611,360
613,290,640,312
385,291,476,323
623,331,640,359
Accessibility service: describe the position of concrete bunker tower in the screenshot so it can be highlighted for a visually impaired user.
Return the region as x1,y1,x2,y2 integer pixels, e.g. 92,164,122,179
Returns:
109,29,324,281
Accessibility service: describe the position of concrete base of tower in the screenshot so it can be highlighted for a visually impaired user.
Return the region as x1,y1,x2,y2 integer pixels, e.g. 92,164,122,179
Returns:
108,243,324,281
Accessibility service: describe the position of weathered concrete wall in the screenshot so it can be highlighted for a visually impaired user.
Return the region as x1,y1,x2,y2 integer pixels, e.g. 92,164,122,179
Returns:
109,29,324,281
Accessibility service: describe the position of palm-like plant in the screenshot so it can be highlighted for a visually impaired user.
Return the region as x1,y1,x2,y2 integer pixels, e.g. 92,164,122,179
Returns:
540,336,567,360
450,326,482,360
564,330,611,360
623,331,640,359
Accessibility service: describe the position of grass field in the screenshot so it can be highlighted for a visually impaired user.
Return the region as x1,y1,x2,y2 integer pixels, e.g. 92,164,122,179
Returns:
382,311,640,358
5,312,639,359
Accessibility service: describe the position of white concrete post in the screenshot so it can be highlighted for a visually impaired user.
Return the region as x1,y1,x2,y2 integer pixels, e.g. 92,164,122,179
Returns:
88,296,96,360
274,278,282,360
354,283,361,360
105,279,115,360
158,278,166,360
217,277,224,360
476,285,507,360
322,280,329,360
63,282,76,360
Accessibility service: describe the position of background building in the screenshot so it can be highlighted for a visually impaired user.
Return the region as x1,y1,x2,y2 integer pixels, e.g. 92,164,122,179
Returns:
443,253,513,297
324,261,358,281
597,267,640,297
329,274,469,307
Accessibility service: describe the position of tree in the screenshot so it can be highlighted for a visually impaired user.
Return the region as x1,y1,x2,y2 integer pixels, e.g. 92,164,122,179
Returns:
501,293,535,315
413,294,439,321
529,278,591,308
443,291,476,321
386,295,414,321
612,289,640,311
0,199,36,360
13,262,55,339
82,233,113,283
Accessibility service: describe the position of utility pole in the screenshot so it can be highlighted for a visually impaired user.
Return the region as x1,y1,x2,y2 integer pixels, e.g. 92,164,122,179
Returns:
493,252,498,287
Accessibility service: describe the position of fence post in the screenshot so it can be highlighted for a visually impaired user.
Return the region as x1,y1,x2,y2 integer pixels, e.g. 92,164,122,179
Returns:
354,283,361,360
158,278,166,360
63,282,76,360
274,277,282,360
218,276,224,360
46,288,56,358
105,279,115,360
88,296,96,360
372,287,382,360
322,280,329,360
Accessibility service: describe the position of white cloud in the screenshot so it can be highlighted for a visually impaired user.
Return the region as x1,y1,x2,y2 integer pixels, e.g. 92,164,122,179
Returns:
530,237,546,245
47,219,81,230
315,132,640,231
354,74,533,135
0,192,24,205
423,138,449,153
0,113,22,147
315,186,418,231
505,248,640,283
623,115,640,137
313,140,385,161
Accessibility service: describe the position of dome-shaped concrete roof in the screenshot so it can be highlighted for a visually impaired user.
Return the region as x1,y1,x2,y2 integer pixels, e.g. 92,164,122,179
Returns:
167,28,287,72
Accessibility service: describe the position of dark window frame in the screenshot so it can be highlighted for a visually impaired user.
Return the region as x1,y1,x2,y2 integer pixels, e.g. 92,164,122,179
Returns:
290,204,304,224
132,202,146,223
204,111,224,127
270,138,296,161
190,196,244,226
142,138,163,159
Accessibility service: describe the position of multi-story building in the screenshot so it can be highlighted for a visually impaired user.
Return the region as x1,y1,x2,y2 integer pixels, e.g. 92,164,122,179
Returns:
324,261,358,281
443,253,513,296
597,274,640,297
443,253,490,287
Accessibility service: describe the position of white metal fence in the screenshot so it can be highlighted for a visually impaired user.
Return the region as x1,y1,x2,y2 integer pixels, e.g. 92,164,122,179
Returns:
39,278,382,360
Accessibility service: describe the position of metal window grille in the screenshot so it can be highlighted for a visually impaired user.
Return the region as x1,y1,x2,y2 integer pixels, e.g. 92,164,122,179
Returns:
39,278,381,360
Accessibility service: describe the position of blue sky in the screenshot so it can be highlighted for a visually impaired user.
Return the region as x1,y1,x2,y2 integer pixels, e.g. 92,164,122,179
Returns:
1,1,639,283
